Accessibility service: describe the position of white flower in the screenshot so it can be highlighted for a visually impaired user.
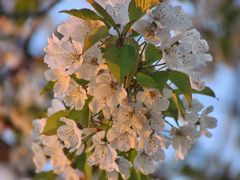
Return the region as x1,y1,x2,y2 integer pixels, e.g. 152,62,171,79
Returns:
117,157,132,179
152,2,192,32
64,81,87,110
137,88,172,113
132,107,152,137
107,125,136,152
105,1,129,27
140,134,170,156
76,45,107,81
183,99,217,137
31,118,47,142
58,17,105,43
134,150,163,175
41,135,71,173
44,34,83,75
106,156,132,180
133,16,170,45
199,106,217,137
87,131,119,172
95,0,130,28
133,2,191,45
170,126,200,160
33,1,218,177
57,117,83,154
45,68,70,98
149,112,165,133
88,72,127,115
111,105,134,126
183,98,204,124
163,29,212,88
32,143,47,173
47,99,65,117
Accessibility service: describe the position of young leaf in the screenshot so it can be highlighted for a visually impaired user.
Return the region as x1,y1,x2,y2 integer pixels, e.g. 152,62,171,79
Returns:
135,0,159,11
144,44,162,65
168,71,192,106
42,110,69,135
87,0,118,31
40,81,55,95
60,9,103,21
171,92,185,118
83,25,108,53
103,45,138,84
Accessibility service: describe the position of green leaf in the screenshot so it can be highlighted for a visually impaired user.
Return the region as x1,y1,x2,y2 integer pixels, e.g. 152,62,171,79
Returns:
136,72,158,88
83,25,108,53
126,37,139,50
144,44,162,65
125,38,140,87
192,87,216,98
168,71,192,106
87,0,118,30
40,81,55,95
42,99,91,135
32,171,56,180
164,99,179,120
60,9,103,21
150,71,169,91
128,0,143,21
103,45,138,84
67,100,91,127
42,110,68,135
136,71,168,91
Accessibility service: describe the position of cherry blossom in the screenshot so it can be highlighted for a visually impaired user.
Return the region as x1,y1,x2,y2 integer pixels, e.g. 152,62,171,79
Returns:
32,0,217,178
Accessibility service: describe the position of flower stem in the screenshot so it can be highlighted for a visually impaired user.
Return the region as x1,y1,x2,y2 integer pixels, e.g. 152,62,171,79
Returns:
84,153,92,180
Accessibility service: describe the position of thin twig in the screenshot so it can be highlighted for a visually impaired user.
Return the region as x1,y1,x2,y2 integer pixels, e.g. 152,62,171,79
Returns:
139,43,147,57
164,120,175,128
136,35,143,43
139,63,166,70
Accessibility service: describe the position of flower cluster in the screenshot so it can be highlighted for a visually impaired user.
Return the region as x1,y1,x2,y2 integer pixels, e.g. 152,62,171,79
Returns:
32,0,217,179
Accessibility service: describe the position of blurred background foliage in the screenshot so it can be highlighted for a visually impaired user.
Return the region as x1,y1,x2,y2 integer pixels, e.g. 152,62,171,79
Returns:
0,0,239,179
